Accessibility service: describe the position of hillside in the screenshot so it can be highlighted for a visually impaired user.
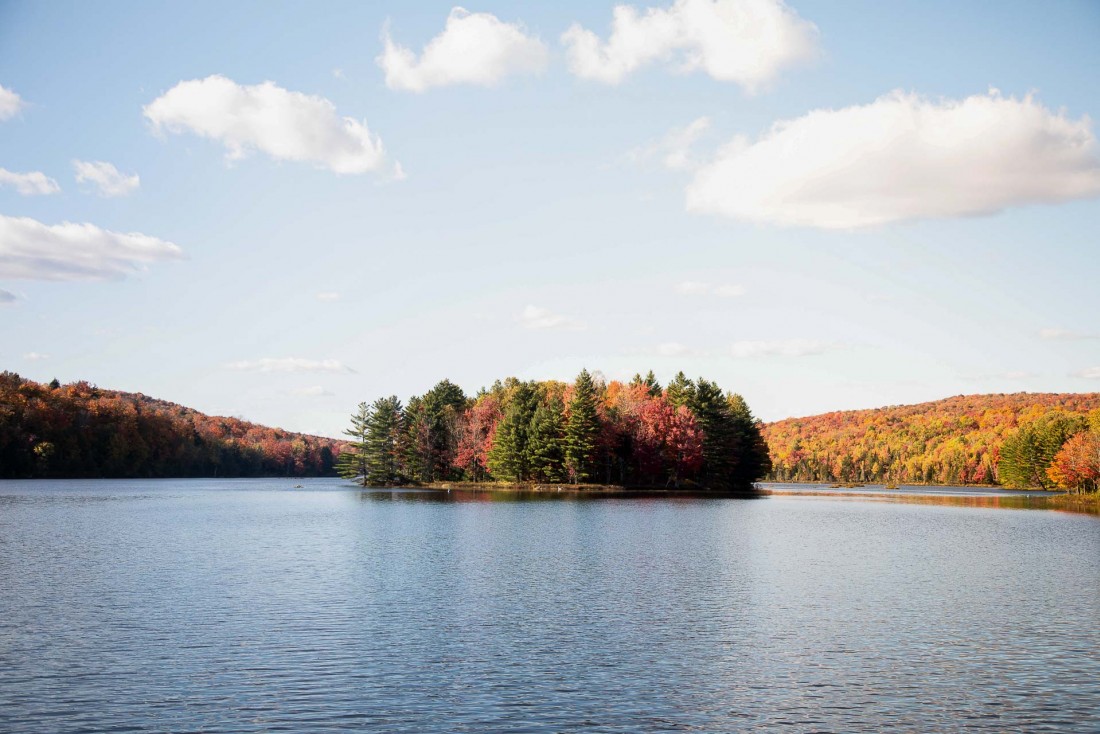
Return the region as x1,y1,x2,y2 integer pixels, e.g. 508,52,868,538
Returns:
0,372,344,479
763,393,1100,485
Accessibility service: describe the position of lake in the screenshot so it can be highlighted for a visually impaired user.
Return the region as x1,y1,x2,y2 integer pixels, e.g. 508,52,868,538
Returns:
1,478,1097,732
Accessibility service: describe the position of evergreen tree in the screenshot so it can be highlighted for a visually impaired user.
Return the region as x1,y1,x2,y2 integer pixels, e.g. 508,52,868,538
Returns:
336,401,370,486
364,396,405,486
486,382,537,480
998,411,1087,488
727,392,773,485
565,369,601,482
528,395,566,482
688,378,739,488
665,371,695,409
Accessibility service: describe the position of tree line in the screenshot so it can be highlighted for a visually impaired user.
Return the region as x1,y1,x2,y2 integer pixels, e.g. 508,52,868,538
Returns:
763,392,1100,488
338,369,771,491
0,372,342,478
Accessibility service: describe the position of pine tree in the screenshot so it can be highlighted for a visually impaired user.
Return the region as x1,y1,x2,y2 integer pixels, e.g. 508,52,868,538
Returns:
565,369,600,482
364,396,405,486
727,392,772,485
998,411,1087,488
665,371,695,409
687,378,739,489
486,382,537,481
528,396,566,482
336,401,370,486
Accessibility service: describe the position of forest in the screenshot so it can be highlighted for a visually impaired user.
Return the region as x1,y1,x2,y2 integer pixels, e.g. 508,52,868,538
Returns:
763,392,1100,492
337,369,772,491
0,372,343,478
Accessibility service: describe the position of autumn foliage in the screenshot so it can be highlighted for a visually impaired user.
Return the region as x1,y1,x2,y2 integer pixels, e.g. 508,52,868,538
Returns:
0,372,343,478
762,393,1100,488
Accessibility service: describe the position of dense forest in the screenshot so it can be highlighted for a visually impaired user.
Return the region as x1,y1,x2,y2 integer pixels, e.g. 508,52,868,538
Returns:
338,369,772,491
763,393,1100,491
0,372,343,478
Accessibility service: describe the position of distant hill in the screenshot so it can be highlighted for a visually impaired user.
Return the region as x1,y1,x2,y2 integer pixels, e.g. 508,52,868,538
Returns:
762,393,1100,485
0,372,344,479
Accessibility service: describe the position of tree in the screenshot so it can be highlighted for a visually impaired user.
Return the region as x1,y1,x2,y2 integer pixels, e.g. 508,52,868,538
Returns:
364,396,405,486
727,392,773,486
405,379,467,482
528,395,566,482
688,378,740,488
454,396,501,480
565,369,601,482
998,411,1088,489
665,371,694,409
336,401,370,485
486,382,538,481
1047,431,1100,493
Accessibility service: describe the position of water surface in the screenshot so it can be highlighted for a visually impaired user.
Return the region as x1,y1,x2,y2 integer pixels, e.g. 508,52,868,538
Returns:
1,478,1097,732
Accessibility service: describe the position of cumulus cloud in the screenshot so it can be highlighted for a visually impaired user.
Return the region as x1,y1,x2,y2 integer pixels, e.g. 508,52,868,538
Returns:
729,339,838,357
675,280,745,297
0,84,25,120
687,89,1100,229
562,0,817,90
0,214,182,281
518,305,585,331
73,160,140,197
144,75,397,176
629,116,711,170
1039,327,1097,341
0,168,60,195
225,358,354,373
379,8,549,92
0,289,17,304
292,385,334,397
1074,367,1100,380
315,292,341,302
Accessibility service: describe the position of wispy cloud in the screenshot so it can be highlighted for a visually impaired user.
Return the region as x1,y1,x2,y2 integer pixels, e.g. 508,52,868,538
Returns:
0,214,182,281
674,281,745,297
379,8,549,92
1039,327,1098,341
518,305,585,331
687,90,1100,228
0,168,61,195
729,339,840,358
629,117,712,171
0,289,16,305
315,292,341,302
1073,366,1100,380
0,84,25,120
23,351,48,361
145,75,399,177
291,385,334,396
73,160,140,197
225,358,355,373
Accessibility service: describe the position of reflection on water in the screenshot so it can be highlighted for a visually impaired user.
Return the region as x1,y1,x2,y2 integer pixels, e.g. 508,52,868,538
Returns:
1,478,1097,732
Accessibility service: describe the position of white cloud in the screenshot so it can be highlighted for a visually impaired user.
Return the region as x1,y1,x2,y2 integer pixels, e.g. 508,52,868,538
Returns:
23,352,48,361
0,168,60,196
379,8,549,92
687,89,1100,229
1039,327,1097,341
562,0,817,90
630,116,711,170
0,84,25,120
675,280,745,297
518,305,585,331
315,291,341,302
0,214,183,281
73,160,140,197
292,385,335,397
1074,367,1100,380
144,75,397,176
225,357,354,373
729,339,838,357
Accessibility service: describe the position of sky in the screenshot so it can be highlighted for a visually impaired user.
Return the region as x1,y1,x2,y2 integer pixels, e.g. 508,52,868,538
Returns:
1,0,1099,438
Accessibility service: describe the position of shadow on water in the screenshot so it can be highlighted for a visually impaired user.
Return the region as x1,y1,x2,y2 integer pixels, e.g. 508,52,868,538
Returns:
359,487,765,504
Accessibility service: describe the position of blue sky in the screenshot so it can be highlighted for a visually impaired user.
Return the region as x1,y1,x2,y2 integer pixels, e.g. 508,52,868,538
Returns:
1,0,1099,437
